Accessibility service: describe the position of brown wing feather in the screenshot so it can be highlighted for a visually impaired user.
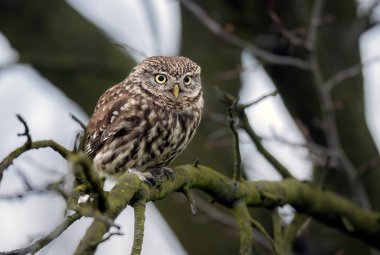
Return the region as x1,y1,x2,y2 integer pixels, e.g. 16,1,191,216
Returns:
85,82,128,157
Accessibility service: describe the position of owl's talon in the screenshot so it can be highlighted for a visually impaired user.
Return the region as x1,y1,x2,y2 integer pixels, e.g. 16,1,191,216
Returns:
128,169,155,186
148,167,175,184
145,175,156,186
163,167,176,181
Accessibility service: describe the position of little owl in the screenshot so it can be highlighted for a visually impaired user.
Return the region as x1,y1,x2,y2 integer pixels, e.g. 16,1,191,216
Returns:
84,56,203,183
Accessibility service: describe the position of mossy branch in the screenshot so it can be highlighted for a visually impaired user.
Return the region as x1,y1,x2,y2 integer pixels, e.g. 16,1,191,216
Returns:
131,199,147,255
233,200,253,255
0,140,72,182
2,140,380,254
72,164,380,254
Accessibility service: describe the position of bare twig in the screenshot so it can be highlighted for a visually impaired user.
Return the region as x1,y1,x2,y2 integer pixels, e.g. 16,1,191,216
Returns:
113,42,148,59
240,90,278,109
15,167,33,190
324,56,380,91
250,216,275,252
267,7,304,47
70,113,86,130
0,140,71,183
181,187,198,215
70,113,87,152
267,131,335,159
98,231,124,245
228,97,243,181
220,92,293,179
179,0,310,70
305,0,325,51
0,213,81,255
0,189,58,200
240,111,293,179
21,155,63,175
16,114,32,148
0,177,66,200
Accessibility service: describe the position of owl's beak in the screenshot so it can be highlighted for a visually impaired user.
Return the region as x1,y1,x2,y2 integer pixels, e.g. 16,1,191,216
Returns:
173,84,180,98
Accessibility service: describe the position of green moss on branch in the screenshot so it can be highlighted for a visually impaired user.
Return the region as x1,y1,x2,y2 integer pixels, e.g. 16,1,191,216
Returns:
233,200,253,255
2,141,380,252
74,164,380,254
131,200,147,255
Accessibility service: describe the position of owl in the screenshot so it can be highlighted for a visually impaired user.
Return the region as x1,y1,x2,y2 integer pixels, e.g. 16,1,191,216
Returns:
84,56,203,184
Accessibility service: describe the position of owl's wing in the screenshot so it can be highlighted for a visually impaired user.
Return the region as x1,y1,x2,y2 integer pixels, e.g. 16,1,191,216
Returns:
84,83,129,157
85,98,129,157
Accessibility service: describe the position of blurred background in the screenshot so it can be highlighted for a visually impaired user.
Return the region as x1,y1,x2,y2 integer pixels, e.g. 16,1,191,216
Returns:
1,0,380,254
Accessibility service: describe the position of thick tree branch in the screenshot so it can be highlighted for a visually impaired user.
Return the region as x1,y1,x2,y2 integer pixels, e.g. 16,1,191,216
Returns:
71,164,380,253
2,140,380,253
74,173,142,255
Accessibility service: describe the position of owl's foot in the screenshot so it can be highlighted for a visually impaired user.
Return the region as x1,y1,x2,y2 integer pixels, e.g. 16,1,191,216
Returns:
146,167,175,187
128,167,175,187
150,167,175,180
127,168,155,186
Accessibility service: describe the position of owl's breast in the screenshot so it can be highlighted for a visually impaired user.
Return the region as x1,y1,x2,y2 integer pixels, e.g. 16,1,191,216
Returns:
143,109,199,168
93,103,201,174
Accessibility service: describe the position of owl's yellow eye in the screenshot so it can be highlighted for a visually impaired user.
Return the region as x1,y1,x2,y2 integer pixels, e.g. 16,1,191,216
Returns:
155,74,167,84
184,76,192,86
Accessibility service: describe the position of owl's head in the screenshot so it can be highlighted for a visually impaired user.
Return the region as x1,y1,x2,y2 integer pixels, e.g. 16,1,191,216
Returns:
130,56,202,109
